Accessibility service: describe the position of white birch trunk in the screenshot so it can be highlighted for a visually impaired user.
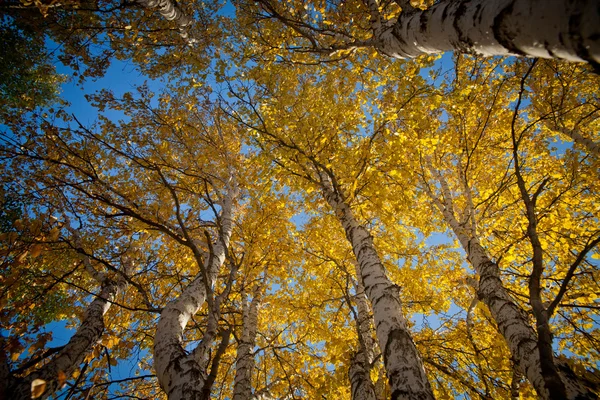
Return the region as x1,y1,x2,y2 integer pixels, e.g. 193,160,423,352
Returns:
137,0,192,27
349,354,378,400
378,0,600,65
319,175,434,400
425,170,595,399
6,279,123,399
354,272,376,365
232,289,262,400
349,274,378,400
136,0,196,43
554,126,600,157
426,176,547,397
153,185,235,400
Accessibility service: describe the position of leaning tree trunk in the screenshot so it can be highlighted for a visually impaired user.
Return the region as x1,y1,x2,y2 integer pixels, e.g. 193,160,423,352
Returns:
376,0,599,66
319,172,434,400
425,168,596,399
4,234,130,400
6,278,125,399
549,125,600,158
153,185,235,400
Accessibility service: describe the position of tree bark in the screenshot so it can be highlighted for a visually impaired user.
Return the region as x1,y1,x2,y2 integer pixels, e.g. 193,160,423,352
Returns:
349,274,378,400
553,126,600,157
319,172,434,400
6,279,124,399
377,0,600,65
136,0,195,43
153,185,235,400
349,352,378,400
425,168,597,399
232,287,262,400
136,0,192,28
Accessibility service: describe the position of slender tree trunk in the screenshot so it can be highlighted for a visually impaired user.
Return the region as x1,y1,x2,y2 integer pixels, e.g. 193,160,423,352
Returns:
349,352,378,400
354,270,376,365
377,0,600,65
233,288,262,400
153,186,235,400
424,169,597,399
319,173,434,400
349,274,378,400
510,126,597,400
6,279,124,399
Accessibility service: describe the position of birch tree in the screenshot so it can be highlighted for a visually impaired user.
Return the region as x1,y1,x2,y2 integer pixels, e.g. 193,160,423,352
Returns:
230,57,439,399
394,55,600,398
232,282,264,400
0,222,131,400
241,0,600,65
2,3,600,397
0,83,250,399
346,264,378,400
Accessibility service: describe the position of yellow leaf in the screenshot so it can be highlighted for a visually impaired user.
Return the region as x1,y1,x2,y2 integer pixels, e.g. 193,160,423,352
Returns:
11,351,21,362
31,379,46,399
103,337,118,349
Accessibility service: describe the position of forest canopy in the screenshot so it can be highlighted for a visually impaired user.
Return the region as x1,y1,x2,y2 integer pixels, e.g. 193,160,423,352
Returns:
0,0,599,399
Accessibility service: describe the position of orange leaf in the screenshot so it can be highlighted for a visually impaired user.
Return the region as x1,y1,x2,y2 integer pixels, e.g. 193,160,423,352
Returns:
30,244,43,258
58,370,67,388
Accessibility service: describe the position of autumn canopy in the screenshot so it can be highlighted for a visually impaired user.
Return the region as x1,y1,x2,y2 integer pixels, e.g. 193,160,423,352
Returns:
0,0,599,399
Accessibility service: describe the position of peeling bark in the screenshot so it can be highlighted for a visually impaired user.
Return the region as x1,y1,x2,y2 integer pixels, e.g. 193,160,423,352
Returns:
354,274,376,364
319,172,434,400
378,0,600,65
349,351,378,400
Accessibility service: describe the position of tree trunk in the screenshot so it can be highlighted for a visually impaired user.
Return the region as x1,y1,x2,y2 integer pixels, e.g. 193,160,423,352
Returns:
427,172,596,399
233,288,262,400
6,279,123,399
153,187,235,400
136,0,192,28
354,270,376,365
553,126,600,157
349,352,378,400
319,174,434,400
378,0,600,65
135,0,195,43
349,274,378,400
